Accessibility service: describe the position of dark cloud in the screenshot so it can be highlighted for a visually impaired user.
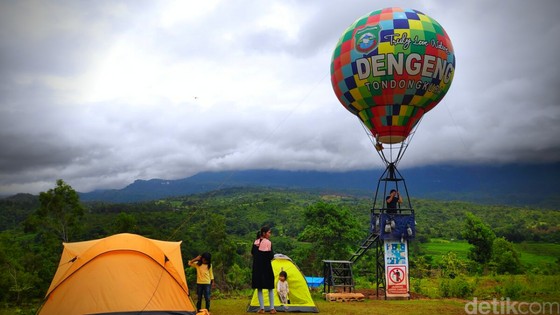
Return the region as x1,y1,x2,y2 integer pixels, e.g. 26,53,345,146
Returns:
0,0,559,195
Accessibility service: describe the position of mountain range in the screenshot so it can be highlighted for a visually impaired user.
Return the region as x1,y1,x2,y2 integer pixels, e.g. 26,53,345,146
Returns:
78,163,560,208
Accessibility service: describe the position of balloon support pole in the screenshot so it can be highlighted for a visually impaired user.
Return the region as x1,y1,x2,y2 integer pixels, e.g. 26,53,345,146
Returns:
370,162,415,299
372,162,413,210
344,162,416,299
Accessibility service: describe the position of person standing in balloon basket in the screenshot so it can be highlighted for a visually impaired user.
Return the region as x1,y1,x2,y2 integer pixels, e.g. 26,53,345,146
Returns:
188,252,214,312
386,189,402,213
252,226,276,314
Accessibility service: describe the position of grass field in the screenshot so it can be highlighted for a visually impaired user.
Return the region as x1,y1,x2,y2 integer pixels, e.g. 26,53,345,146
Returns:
4,294,559,315
514,242,560,266
213,295,560,314
0,299,476,315
211,297,469,315
420,238,471,263
419,239,560,268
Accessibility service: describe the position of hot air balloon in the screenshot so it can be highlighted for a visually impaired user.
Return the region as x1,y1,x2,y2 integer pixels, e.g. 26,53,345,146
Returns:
331,7,455,165
330,9,456,299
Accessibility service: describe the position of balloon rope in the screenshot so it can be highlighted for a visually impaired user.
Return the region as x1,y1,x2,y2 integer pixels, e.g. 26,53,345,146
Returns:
259,73,329,150
441,99,468,151
395,114,424,166
358,120,388,168
359,113,427,167
167,73,329,241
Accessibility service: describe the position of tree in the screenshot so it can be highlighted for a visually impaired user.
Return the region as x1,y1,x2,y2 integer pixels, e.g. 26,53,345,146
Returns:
112,212,138,234
440,251,467,278
196,212,237,290
0,231,40,304
298,202,363,274
462,212,495,265
491,237,523,274
37,179,85,242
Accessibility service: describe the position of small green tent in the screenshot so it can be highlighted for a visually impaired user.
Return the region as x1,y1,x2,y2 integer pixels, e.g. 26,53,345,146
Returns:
247,254,319,313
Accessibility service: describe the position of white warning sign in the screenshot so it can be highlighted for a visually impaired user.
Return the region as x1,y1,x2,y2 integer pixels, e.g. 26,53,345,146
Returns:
384,240,409,298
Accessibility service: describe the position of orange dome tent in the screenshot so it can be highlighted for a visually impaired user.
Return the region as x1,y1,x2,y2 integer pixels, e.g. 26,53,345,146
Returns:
38,233,198,315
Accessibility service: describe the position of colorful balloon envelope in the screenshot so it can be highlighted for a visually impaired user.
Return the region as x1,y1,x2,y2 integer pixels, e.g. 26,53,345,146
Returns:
331,7,456,144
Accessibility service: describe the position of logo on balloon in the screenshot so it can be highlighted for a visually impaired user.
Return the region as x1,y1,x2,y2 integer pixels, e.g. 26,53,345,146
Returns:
354,25,381,53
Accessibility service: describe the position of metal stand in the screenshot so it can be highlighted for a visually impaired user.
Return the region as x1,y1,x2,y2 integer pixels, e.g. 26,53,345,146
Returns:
370,162,415,299
322,260,354,293
342,161,416,299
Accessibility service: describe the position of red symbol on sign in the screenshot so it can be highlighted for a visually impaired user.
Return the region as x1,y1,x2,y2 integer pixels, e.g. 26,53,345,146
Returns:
389,267,405,284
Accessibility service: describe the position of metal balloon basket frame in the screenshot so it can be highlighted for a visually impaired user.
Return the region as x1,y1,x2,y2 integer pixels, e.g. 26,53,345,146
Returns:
360,117,421,299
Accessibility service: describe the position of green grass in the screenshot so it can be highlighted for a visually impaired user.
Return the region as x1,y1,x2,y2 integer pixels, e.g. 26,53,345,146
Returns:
211,297,469,315
1,298,468,315
5,289,559,315
413,274,560,301
420,239,560,268
420,238,471,263
4,275,560,315
5,297,558,315
514,242,560,266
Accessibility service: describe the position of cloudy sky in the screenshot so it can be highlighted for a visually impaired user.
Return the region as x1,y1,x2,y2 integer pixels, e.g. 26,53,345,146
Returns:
1,0,559,195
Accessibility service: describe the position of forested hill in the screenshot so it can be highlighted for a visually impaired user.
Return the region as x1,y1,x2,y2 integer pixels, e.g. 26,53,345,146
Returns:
2,187,559,245
78,163,560,208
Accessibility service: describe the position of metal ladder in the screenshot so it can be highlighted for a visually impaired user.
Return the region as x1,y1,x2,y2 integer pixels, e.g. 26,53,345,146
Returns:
348,232,380,263
322,260,355,293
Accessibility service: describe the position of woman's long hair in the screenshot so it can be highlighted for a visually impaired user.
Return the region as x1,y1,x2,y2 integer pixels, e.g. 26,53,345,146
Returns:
199,252,212,268
255,226,271,240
